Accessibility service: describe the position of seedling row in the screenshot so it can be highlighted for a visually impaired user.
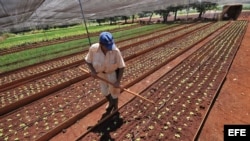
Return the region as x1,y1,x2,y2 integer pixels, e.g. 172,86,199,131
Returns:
0,22,224,115
80,20,247,141
0,21,238,141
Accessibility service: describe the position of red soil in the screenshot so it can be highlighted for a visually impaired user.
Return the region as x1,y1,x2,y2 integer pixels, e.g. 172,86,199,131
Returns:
50,19,250,141
198,17,250,141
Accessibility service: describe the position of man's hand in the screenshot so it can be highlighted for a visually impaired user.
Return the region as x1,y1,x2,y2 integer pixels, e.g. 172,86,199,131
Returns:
85,61,97,78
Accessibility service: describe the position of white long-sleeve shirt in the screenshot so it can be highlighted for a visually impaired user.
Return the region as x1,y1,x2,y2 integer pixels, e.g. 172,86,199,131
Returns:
85,43,126,73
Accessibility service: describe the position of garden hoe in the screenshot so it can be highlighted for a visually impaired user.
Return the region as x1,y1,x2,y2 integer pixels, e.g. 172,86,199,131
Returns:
79,67,155,104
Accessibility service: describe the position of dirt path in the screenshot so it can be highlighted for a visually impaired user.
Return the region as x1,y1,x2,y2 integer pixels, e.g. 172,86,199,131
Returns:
198,20,250,140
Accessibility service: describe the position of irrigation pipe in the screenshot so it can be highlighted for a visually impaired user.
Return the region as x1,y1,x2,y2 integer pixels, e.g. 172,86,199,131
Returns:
79,67,155,104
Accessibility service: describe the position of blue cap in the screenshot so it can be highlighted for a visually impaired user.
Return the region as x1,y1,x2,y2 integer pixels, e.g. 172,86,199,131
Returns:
99,32,114,51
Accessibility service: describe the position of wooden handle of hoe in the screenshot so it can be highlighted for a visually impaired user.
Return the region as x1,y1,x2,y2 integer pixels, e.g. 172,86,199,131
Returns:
79,67,155,104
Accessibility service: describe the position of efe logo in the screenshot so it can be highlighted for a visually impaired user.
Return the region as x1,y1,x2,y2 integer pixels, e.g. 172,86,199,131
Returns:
228,129,246,136
224,125,250,141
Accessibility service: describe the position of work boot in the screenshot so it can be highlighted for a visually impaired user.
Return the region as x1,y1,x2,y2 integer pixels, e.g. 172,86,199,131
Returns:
112,98,118,112
105,94,113,113
111,98,119,119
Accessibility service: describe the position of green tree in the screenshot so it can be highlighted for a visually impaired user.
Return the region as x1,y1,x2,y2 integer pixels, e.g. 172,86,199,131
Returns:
171,5,184,21
191,2,218,18
154,9,170,23
96,19,106,26
121,16,130,24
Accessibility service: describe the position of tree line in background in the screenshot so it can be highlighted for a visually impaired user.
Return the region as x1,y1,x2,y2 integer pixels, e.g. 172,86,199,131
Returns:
95,1,219,25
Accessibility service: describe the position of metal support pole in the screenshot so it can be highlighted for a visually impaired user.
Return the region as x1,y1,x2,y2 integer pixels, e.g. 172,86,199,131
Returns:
186,0,190,22
78,0,92,46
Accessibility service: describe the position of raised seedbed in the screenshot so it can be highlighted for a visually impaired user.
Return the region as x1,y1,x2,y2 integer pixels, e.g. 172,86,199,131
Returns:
79,21,247,141
0,21,240,141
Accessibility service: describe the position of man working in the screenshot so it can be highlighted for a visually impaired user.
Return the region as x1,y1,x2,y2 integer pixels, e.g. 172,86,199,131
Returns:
84,31,125,115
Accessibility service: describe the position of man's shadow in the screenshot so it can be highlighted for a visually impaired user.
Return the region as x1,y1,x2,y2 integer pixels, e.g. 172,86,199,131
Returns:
88,112,124,141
